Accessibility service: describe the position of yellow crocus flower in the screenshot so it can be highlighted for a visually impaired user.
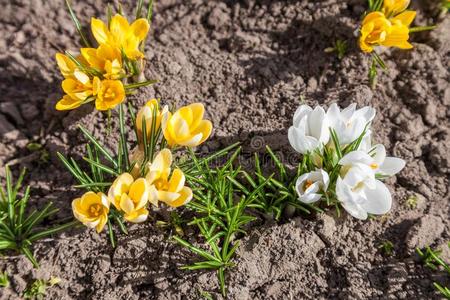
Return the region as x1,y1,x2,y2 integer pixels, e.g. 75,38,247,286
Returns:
108,173,150,223
62,70,93,101
146,149,193,208
81,44,124,79
382,0,410,17
163,103,212,147
72,191,109,233
359,12,414,53
91,14,149,60
136,99,169,145
93,77,125,111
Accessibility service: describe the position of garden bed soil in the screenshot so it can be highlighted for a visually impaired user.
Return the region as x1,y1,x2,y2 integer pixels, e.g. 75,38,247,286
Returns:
0,0,449,299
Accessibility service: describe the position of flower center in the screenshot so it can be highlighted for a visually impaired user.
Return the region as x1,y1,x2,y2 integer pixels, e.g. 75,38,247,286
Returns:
89,204,103,217
370,163,378,170
104,87,116,100
304,180,313,190
155,179,169,191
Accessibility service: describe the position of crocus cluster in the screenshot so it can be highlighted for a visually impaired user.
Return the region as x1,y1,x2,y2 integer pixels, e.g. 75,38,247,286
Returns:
72,100,212,232
289,103,405,220
359,0,416,52
55,15,150,111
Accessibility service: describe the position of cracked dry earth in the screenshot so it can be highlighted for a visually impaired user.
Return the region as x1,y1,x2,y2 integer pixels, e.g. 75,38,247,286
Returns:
0,0,449,299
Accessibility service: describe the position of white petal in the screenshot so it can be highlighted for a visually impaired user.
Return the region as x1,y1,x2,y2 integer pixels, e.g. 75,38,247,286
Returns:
341,103,356,120
299,193,321,204
379,157,406,176
319,169,330,191
308,106,326,141
371,144,386,166
295,173,309,195
293,105,312,127
339,151,373,166
336,177,368,219
361,180,392,215
288,127,318,154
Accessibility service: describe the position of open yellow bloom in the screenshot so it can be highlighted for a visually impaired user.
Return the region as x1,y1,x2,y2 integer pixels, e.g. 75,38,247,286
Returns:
72,191,109,233
91,14,149,60
146,149,193,207
136,99,169,145
383,0,410,17
93,77,125,111
163,103,212,147
359,12,414,53
108,173,150,223
81,44,123,79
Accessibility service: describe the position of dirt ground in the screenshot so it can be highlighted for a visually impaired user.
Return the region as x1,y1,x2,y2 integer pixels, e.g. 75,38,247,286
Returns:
0,0,449,299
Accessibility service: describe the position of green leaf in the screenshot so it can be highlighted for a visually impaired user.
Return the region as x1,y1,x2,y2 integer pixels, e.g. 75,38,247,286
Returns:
124,80,158,90
65,0,92,47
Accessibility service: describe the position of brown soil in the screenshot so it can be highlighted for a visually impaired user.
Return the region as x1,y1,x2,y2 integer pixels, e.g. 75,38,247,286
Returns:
0,0,449,299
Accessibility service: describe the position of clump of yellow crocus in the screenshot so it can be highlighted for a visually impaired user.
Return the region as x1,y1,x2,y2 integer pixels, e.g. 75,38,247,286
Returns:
163,103,212,147
55,53,126,111
136,99,169,145
72,191,110,233
359,11,415,53
108,173,150,223
146,149,193,207
91,14,150,60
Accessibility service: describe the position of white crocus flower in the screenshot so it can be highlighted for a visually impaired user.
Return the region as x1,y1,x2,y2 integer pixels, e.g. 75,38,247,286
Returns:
327,103,376,145
336,148,405,219
288,105,330,154
296,169,330,204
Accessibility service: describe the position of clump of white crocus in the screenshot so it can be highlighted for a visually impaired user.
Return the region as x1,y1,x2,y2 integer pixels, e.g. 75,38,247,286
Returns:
288,102,405,220
296,169,329,204
288,105,330,154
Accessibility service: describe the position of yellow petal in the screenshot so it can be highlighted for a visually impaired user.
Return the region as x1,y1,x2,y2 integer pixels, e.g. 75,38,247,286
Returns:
120,193,135,214
362,12,386,26
158,191,180,203
148,184,159,206
80,48,102,69
55,53,76,77
391,11,416,27
110,14,130,43
130,18,150,41
187,103,205,129
124,207,149,223
383,24,411,48
167,187,193,208
96,215,108,233
73,70,91,85
91,17,110,44
129,178,149,209
168,168,185,193
55,95,82,111
150,149,172,176
192,120,212,145
108,173,134,208
178,133,203,147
